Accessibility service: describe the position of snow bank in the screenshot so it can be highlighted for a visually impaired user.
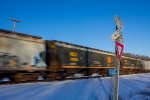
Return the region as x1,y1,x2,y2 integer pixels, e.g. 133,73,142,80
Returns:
0,73,150,100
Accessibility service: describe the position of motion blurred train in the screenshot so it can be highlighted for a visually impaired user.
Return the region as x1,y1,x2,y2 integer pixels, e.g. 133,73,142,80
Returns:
0,29,150,81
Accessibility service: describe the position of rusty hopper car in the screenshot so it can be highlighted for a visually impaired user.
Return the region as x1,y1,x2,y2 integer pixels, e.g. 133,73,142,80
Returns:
46,40,88,77
46,40,150,78
87,48,115,75
120,56,150,74
87,48,115,68
46,40,116,77
0,29,46,81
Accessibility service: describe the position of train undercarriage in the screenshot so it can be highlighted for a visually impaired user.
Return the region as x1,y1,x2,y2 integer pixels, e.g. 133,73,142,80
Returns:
0,67,150,83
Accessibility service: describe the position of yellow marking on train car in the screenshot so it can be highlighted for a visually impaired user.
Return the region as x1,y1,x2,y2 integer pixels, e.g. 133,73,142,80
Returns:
124,60,127,63
69,52,78,57
70,58,79,62
122,66,141,69
50,43,56,48
107,56,112,64
9,60,17,67
124,63,127,65
62,66,114,69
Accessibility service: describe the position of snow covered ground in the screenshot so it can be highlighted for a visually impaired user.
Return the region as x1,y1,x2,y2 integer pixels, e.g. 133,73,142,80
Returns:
0,73,150,100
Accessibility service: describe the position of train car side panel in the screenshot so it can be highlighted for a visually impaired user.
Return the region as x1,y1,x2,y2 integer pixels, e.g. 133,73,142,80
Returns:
0,30,46,72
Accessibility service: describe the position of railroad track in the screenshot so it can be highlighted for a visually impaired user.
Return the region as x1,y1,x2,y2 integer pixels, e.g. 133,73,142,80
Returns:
0,75,103,85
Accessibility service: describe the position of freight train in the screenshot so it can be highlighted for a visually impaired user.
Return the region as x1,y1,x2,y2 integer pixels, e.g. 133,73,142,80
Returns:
0,29,150,81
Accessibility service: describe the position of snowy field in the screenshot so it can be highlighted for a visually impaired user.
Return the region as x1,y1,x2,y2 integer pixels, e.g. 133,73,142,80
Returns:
0,73,150,100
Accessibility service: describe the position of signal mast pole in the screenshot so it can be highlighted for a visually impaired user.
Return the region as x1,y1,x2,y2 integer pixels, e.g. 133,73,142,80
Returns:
9,18,21,32
111,16,124,100
114,44,120,100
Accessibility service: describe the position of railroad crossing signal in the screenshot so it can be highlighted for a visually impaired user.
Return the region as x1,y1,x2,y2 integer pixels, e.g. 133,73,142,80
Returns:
111,28,122,41
111,15,124,100
114,16,123,29
111,16,124,41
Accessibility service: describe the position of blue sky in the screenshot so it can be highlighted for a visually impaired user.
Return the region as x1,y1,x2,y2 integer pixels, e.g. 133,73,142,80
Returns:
0,0,150,56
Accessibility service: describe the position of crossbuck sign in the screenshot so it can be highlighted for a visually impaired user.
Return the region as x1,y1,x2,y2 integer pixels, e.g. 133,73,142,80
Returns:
111,16,124,41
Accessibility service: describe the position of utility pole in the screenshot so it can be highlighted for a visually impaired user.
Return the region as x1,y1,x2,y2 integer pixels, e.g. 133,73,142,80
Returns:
9,18,21,32
111,16,124,100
